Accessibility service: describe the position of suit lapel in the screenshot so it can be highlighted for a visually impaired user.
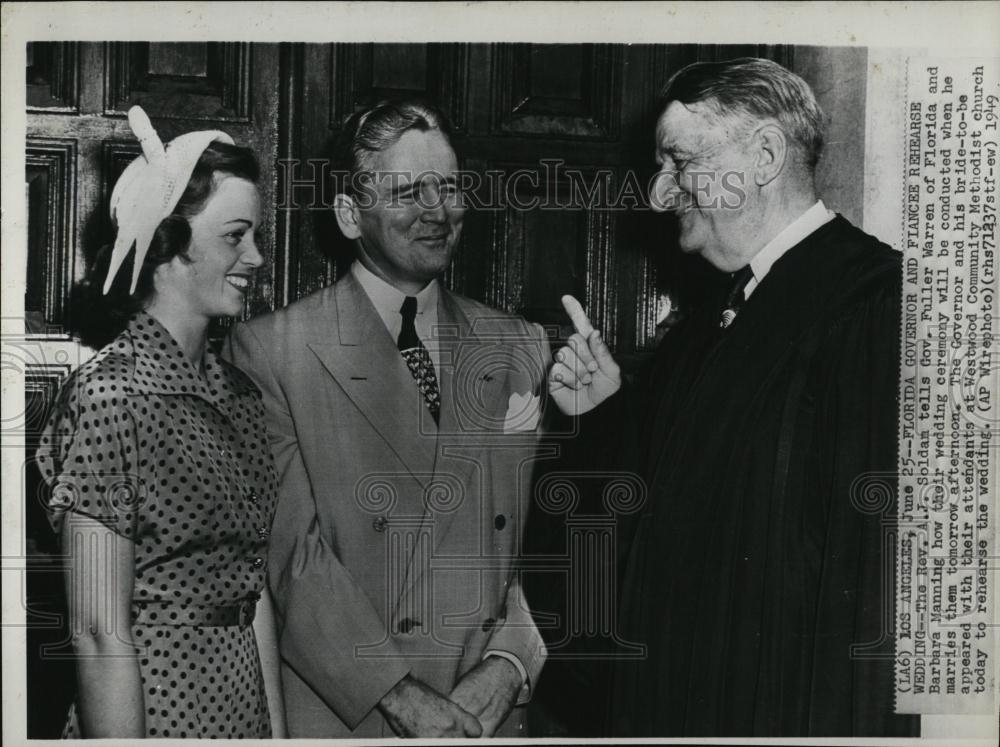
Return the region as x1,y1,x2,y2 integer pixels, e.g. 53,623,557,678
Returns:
306,272,436,486
433,290,470,441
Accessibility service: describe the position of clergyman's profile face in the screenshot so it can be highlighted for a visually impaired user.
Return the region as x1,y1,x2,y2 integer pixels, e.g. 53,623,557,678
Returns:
651,100,755,271
352,128,466,290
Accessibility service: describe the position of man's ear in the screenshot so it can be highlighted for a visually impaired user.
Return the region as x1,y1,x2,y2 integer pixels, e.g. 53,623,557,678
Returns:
333,193,362,240
752,123,788,187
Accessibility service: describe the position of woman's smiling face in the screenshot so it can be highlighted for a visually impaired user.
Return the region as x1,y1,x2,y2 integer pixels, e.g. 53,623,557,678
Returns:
165,174,264,319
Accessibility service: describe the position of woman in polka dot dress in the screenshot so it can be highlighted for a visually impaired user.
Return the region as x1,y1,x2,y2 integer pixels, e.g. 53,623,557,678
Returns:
37,107,286,738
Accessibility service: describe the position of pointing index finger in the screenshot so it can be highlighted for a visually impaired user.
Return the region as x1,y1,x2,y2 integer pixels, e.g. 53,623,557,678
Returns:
561,294,594,337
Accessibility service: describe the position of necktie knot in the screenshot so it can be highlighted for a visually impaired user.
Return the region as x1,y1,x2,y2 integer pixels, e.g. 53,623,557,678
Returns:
398,296,420,350
399,296,417,322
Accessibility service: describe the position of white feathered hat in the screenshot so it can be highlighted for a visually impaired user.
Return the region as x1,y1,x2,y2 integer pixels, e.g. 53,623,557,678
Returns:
104,106,234,294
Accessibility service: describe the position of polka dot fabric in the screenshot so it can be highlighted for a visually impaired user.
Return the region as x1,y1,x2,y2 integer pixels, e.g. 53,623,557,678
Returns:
37,312,279,738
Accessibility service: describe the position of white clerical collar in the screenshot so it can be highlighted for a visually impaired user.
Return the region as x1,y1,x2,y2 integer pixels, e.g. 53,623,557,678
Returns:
745,200,835,299
351,260,439,332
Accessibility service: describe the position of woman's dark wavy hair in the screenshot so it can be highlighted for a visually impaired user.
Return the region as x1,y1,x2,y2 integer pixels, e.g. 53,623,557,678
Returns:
73,141,259,348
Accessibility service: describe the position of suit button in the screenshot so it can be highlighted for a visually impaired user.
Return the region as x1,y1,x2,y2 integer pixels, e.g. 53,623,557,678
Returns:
494,514,506,530
482,617,497,632
372,516,389,532
398,617,419,634
251,557,264,569
247,490,259,505
256,525,270,540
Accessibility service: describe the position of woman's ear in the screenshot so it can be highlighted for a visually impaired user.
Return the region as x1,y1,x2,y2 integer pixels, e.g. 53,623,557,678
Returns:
333,194,362,240
144,255,182,308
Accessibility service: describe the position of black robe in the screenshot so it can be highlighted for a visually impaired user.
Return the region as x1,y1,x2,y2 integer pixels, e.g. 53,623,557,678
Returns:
601,216,918,736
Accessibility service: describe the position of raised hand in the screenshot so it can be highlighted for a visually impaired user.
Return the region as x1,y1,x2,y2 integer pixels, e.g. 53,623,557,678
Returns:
548,295,621,416
378,675,483,738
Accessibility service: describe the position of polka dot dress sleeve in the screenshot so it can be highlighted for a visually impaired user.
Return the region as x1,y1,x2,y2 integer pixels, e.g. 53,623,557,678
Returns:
36,369,143,540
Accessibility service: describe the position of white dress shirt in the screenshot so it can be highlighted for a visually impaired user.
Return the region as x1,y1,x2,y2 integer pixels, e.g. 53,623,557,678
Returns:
351,261,441,370
744,200,835,299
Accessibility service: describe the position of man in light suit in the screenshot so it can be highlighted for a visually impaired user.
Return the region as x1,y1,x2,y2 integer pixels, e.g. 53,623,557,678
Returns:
225,100,549,738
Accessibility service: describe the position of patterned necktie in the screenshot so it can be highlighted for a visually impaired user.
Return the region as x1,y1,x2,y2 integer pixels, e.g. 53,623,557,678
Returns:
398,296,441,424
719,266,754,329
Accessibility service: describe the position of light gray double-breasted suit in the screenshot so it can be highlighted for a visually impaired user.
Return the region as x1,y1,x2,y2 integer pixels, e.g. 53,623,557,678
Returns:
225,270,549,737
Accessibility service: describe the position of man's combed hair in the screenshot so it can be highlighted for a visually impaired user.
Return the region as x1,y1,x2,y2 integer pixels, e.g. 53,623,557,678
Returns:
661,57,826,169
333,99,454,194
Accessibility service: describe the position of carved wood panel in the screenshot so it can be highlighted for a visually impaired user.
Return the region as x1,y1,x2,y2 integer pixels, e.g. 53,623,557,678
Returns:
26,42,80,112
330,43,469,130
25,139,77,330
104,42,253,121
491,44,623,140
22,364,76,557
275,44,336,306
97,140,142,244
449,160,617,347
23,366,72,447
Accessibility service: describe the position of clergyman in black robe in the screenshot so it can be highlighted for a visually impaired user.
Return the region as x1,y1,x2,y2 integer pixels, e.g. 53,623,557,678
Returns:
546,58,919,738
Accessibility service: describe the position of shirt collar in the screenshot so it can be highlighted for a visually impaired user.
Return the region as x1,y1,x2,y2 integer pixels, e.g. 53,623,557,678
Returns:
123,312,257,405
746,200,834,296
351,260,439,329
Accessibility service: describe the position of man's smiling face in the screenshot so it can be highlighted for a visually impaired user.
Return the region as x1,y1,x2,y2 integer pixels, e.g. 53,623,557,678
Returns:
353,128,466,291
651,100,757,271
